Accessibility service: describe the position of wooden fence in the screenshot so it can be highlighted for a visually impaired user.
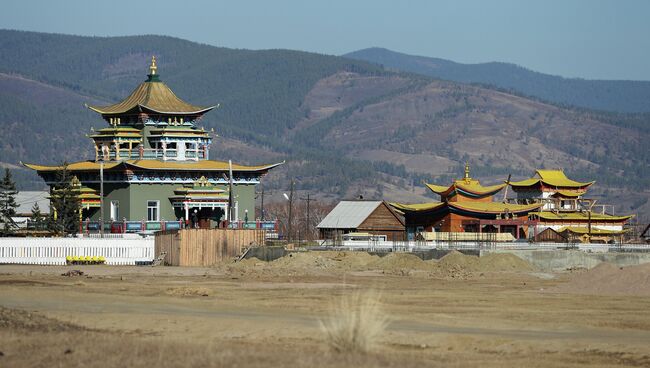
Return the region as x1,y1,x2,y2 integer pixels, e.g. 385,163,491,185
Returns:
154,228,266,266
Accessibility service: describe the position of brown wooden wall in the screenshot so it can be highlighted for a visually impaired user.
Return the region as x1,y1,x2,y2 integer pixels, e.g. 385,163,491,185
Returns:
535,228,568,243
154,229,266,266
358,202,405,241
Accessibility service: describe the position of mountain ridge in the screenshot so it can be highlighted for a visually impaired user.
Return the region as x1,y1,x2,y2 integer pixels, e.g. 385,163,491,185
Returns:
0,30,647,219
344,47,650,113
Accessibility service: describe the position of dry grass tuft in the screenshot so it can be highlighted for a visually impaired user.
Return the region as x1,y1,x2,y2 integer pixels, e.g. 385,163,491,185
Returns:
319,291,389,354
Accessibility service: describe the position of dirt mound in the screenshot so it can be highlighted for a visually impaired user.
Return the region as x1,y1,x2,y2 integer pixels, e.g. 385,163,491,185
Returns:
437,251,480,271
271,252,340,270
166,287,211,297
331,251,381,270
477,253,536,272
551,262,650,296
0,307,87,332
436,251,534,273
371,253,431,271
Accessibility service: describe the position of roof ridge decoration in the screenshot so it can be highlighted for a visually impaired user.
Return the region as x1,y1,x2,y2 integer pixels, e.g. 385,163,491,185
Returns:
149,56,157,76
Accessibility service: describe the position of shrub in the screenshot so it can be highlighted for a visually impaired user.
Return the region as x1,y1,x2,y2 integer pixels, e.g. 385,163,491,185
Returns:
319,291,389,354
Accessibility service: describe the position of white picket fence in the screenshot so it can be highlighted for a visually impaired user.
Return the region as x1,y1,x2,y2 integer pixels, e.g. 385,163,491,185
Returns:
0,237,155,265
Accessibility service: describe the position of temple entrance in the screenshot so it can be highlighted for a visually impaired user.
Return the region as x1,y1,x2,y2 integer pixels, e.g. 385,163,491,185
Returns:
176,206,225,229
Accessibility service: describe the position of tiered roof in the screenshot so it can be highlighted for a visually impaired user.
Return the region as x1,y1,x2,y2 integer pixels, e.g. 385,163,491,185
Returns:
391,201,541,215
87,57,216,116
530,211,633,222
425,163,506,200
23,160,284,173
392,163,541,217
509,169,594,189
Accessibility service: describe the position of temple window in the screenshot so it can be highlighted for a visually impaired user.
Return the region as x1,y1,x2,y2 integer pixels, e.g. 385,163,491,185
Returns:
147,200,160,221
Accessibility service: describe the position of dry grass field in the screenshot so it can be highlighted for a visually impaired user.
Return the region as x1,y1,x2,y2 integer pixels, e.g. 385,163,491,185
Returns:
1,251,650,367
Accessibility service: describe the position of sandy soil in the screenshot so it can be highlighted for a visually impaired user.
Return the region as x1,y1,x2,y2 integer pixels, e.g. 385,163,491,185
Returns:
1,251,650,367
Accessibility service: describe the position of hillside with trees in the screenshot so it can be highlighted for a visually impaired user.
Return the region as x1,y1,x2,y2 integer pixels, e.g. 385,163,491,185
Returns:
0,30,648,220
345,47,650,113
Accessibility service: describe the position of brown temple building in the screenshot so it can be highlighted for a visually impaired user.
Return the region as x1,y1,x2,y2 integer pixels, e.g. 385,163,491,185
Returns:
390,166,634,243
391,164,541,240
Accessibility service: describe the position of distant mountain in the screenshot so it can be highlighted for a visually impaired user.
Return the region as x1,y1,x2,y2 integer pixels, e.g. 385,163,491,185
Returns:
0,31,648,219
344,47,650,113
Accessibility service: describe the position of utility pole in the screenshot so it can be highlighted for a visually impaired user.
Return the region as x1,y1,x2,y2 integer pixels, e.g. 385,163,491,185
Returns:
99,160,104,238
299,192,316,240
228,160,234,224
255,184,272,221
287,179,295,242
502,174,511,203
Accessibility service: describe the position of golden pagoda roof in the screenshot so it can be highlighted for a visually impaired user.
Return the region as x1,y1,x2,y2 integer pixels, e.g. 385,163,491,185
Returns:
23,161,122,172
389,201,540,215
87,57,216,116
125,160,283,172
530,211,633,221
448,201,542,214
89,127,143,138
425,163,506,198
552,190,586,198
390,202,445,212
557,226,627,235
509,169,594,189
426,180,507,196
23,160,284,173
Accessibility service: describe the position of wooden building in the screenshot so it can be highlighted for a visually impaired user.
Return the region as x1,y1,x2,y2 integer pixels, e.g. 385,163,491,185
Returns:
317,201,405,241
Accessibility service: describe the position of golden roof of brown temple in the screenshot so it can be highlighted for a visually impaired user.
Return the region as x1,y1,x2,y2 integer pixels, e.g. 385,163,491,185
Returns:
509,169,594,189
425,163,506,197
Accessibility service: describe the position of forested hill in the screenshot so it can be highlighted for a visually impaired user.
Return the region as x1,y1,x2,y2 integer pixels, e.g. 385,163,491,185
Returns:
0,30,648,219
344,47,650,113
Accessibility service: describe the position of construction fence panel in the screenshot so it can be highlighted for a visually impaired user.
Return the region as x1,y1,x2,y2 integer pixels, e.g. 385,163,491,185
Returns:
154,229,266,266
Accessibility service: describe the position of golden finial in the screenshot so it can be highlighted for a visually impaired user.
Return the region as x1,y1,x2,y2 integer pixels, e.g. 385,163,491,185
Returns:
149,56,157,75
71,176,81,188
464,162,470,181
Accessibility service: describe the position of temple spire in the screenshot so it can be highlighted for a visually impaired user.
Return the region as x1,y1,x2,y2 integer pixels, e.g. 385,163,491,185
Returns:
149,56,157,75
464,162,471,181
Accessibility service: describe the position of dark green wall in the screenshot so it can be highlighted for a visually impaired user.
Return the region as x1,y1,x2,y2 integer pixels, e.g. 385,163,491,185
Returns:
82,181,257,222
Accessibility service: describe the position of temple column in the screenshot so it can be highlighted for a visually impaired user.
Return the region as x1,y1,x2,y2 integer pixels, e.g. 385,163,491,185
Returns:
184,202,189,221
114,140,120,160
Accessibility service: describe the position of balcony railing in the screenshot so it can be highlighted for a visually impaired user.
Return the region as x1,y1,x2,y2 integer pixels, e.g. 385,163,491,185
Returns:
80,220,279,234
100,148,207,161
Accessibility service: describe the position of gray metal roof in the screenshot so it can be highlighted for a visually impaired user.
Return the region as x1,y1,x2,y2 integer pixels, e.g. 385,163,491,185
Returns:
15,191,50,215
317,201,382,229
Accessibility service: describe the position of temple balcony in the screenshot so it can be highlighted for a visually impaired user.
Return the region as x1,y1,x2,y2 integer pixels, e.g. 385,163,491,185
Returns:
97,147,208,162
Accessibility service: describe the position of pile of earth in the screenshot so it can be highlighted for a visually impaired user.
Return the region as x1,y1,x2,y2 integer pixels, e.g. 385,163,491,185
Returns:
0,307,87,332
222,250,535,278
165,287,211,297
551,262,650,296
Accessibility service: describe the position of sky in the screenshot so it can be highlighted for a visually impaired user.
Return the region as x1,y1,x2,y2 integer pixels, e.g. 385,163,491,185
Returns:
2,0,649,81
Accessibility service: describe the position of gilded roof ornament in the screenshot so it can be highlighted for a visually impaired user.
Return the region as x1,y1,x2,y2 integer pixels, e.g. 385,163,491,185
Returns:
149,56,157,75
464,162,471,182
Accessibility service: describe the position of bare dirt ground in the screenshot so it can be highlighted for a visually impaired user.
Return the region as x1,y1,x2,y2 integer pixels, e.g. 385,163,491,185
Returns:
1,251,650,367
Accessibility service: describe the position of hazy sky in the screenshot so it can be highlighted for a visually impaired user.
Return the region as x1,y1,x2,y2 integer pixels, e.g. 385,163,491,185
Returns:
2,0,649,80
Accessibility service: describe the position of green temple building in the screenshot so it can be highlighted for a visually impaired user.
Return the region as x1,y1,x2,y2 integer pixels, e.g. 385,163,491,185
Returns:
24,57,282,232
